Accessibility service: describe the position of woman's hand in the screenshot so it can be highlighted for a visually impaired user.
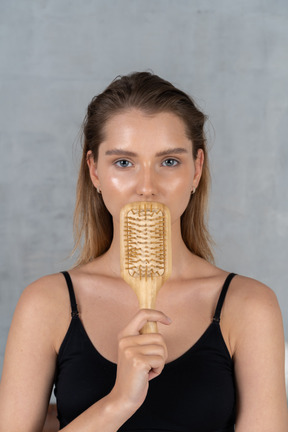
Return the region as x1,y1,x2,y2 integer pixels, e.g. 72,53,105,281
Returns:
109,309,171,412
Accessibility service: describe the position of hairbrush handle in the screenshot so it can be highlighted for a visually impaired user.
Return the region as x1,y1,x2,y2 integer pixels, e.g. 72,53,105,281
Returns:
120,201,172,334
128,277,161,334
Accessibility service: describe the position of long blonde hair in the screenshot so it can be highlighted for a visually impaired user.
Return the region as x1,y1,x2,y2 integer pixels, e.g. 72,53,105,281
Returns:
73,72,214,265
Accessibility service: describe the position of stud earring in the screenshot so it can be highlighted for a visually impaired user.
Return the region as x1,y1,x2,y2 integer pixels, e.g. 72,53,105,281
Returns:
191,187,196,195
96,187,101,194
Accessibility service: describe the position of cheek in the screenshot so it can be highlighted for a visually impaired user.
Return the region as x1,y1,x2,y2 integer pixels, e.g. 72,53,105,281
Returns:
168,173,194,221
109,176,123,191
103,170,136,192
168,168,194,194
99,172,135,219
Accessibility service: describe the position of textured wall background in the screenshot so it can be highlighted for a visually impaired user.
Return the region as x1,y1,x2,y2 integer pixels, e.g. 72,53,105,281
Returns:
1,0,287,392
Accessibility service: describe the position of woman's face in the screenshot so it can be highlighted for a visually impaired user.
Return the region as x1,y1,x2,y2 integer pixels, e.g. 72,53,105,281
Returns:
87,109,203,226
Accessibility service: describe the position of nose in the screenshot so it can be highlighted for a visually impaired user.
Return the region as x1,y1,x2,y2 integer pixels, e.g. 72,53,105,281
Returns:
136,165,158,199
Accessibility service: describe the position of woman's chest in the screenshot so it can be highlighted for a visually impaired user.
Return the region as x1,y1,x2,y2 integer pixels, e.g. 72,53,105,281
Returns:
77,291,217,364
55,314,235,431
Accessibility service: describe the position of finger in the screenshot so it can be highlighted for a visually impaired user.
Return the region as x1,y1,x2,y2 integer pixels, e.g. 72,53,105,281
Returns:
134,335,168,360
135,309,172,334
129,332,167,346
134,343,167,360
119,309,172,337
130,352,166,375
119,336,168,361
145,355,166,378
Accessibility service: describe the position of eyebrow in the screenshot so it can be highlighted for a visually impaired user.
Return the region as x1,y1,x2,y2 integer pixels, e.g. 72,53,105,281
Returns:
105,147,188,157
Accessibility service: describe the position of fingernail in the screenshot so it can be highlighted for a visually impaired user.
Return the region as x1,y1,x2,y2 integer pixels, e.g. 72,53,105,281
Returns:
166,316,172,323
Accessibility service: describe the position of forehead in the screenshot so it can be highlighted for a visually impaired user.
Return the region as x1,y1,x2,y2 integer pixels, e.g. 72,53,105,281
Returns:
101,109,191,148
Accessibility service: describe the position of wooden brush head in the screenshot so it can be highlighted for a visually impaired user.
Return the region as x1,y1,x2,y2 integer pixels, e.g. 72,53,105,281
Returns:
120,201,172,333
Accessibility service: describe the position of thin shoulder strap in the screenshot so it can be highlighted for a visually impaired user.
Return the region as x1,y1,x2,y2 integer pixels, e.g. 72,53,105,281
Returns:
213,273,237,323
61,271,79,318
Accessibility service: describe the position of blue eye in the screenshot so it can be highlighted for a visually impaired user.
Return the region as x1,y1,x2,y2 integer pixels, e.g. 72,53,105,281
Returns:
115,159,132,168
162,158,179,167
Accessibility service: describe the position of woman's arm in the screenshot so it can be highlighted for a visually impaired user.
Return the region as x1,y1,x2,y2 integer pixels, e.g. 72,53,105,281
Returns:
230,277,288,432
0,275,170,432
0,276,60,431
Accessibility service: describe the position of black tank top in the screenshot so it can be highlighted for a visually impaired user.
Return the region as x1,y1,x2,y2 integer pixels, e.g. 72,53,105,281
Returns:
54,272,236,431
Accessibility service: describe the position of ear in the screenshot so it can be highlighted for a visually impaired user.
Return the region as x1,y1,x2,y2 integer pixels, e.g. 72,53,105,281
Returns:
87,150,100,190
193,149,204,189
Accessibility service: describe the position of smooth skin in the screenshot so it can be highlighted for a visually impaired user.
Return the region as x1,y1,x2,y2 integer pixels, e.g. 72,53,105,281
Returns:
0,110,287,432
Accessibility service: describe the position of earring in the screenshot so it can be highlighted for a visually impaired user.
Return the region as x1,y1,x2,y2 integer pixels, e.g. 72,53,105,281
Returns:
191,187,196,195
96,187,101,194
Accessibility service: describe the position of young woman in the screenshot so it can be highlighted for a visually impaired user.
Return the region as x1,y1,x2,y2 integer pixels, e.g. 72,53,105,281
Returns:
0,72,287,432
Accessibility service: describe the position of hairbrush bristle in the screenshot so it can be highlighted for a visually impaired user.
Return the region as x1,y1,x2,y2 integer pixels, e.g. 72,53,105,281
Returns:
120,202,171,280
124,208,166,278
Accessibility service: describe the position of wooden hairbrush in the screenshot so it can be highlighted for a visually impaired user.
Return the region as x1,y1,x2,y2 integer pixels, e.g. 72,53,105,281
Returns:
120,201,172,334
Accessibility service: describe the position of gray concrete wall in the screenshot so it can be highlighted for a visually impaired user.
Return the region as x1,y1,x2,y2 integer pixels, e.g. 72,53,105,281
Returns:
1,0,288,385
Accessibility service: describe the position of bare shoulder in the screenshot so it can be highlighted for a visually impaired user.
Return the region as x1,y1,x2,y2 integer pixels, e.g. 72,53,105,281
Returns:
18,272,70,314
228,274,281,319
225,274,284,355
0,273,72,430
225,275,287,430
186,256,281,320
13,272,71,351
